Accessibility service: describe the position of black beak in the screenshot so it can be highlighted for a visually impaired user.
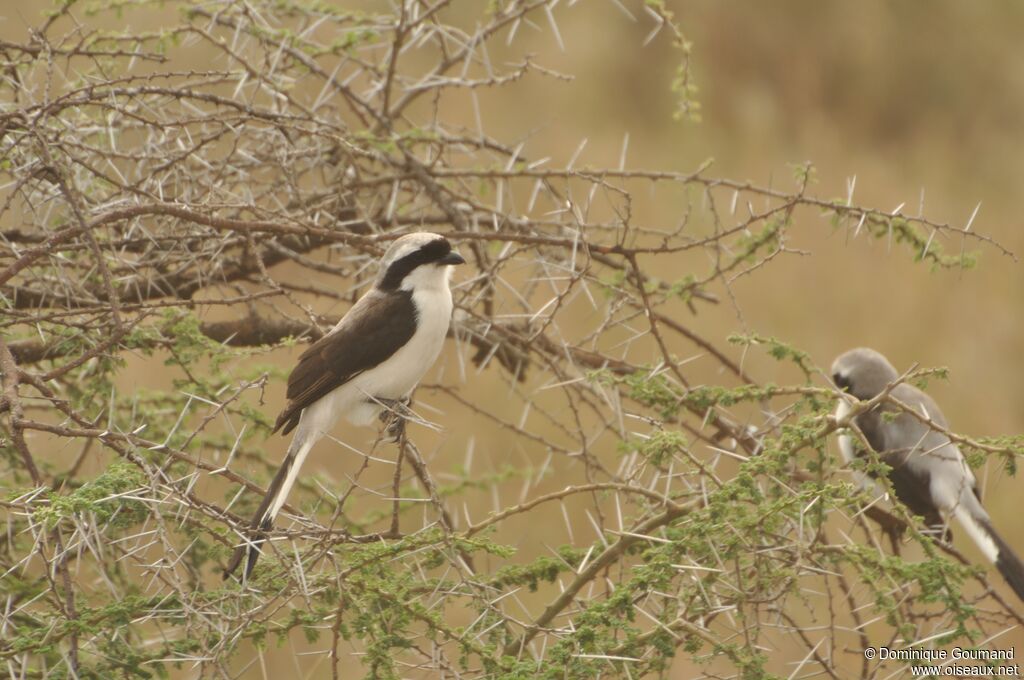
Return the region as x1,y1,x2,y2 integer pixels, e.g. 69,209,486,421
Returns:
439,251,466,266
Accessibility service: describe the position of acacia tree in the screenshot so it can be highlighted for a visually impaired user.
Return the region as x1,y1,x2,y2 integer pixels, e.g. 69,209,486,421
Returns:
1,2,1020,678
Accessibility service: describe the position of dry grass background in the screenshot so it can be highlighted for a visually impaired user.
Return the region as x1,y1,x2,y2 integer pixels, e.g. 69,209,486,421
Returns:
3,0,1024,677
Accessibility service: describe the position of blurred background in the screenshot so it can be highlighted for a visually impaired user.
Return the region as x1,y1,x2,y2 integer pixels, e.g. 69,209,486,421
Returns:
4,0,1024,675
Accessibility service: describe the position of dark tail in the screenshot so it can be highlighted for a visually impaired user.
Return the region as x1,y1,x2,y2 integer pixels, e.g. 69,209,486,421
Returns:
223,448,300,580
984,519,1024,602
954,495,1024,603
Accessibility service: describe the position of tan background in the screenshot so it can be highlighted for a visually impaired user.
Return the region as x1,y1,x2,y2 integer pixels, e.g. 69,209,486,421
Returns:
4,0,1024,676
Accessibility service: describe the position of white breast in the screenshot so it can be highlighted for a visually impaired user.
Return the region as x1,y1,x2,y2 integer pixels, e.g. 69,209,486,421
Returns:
835,400,856,465
835,399,886,498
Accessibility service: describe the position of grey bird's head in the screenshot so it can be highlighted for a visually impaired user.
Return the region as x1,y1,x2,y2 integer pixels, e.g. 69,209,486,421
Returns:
376,232,466,292
831,347,899,400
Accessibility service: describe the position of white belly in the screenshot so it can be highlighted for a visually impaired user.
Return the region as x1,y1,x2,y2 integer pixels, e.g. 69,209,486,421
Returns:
297,285,454,433
346,285,453,424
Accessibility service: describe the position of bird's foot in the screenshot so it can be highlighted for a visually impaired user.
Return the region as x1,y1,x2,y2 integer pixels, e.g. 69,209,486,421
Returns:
378,397,412,442
885,524,904,555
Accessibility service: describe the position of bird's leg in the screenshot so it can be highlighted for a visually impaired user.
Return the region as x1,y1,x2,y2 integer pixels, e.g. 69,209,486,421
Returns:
925,519,953,545
886,525,903,556
378,396,412,441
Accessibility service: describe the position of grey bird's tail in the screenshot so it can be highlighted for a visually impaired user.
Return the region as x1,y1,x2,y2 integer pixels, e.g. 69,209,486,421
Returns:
952,494,1024,602
224,429,318,580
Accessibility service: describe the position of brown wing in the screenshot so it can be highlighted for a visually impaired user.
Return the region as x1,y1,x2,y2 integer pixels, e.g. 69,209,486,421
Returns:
273,289,417,435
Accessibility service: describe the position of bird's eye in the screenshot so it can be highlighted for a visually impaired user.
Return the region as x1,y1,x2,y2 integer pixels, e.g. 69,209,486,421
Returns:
832,372,850,391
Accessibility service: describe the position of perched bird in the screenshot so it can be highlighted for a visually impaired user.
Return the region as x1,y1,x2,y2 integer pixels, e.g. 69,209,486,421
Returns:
224,232,465,580
831,347,1024,601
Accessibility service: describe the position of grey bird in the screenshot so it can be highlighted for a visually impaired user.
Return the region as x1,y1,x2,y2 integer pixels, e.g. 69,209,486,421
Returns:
224,232,465,580
831,347,1024,602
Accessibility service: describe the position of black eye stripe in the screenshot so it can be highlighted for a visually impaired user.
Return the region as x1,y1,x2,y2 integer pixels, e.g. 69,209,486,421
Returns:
833,372,851,391
379,239,452,290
